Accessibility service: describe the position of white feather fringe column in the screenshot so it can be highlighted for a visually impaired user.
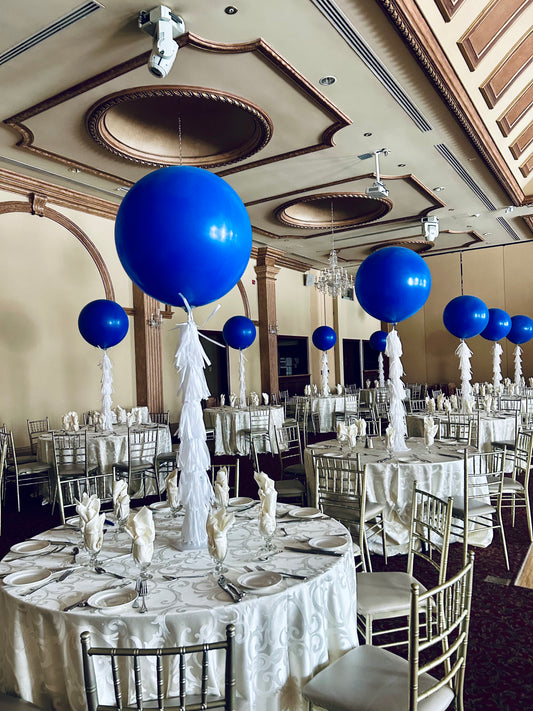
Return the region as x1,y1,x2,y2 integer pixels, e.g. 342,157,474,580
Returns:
239,350,246,408
514,344,523,385
321,351,329,396
385,328,408,452
455,339,473,412
492,342,503,390
99,349,114,431
378,352,385,388
175,307,214,549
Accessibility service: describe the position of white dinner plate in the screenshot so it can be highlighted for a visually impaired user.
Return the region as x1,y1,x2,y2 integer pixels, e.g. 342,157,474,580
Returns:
228,497,254,507
10,540,53,556
66,516,81,527
237,571,282,591
88,588,137,610
149,502,170,513
3,568,52,587
308,535,349,552
288,507,322,519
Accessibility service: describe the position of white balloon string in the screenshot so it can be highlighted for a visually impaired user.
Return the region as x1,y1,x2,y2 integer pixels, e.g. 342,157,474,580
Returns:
378,352,385,388
385,328,408,452
455,339,473,412
492,342,503,389
98,349,114,431
514,344,523,385
239,349,247,407
321,350,329,396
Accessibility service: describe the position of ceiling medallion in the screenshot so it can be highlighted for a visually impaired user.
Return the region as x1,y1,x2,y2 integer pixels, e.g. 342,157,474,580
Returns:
86,86,272,168
275,192,393,229
370,239,434,254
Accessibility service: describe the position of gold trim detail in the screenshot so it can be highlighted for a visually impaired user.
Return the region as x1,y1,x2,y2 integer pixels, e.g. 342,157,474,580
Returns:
274,192,393,228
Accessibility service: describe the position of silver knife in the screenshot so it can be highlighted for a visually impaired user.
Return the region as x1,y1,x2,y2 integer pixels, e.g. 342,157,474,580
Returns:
22,567,80,596
284,546,343,557
63,581,130,611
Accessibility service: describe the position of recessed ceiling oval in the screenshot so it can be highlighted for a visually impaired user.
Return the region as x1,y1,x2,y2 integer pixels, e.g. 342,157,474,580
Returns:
86,86,272,169
370,239,433,254
275,192,393,228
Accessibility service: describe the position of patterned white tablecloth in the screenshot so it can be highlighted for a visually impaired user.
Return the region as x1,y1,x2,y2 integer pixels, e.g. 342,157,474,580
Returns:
0,504,357,711
203,406,285,456
37,425,172,492
305,436,492,555
405,412,517,450
309,396,345,433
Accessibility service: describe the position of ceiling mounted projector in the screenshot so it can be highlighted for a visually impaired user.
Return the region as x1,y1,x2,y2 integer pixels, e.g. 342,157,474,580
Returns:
138,5,185,78
365,148,390,198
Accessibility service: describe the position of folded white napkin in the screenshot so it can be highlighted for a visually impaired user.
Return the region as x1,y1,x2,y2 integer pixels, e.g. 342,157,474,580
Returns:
504,378,511,387
113,480,130,522
126,507,155,565
443,399,452,414
75,493,101,533
464,398,474,414
165,469,179,508
206,507,234,561
84,512,105,553
480,384,486,396
262,393,269,405
529,378,533,388
312,384,318,395
473,382,480,394
219,394,225,407
337,422,348,444
357,418,367,437
423,416,439,448
214,467,230,508
366,380,371,389
62,411,79,432
93,411,105,430
450,394,458,410
483,395,493,413
427,398,436,413
487,383,494,392
249,392,260,407
385,425,395,451
347,423,358,448
336,384,343,395
304,384,311,396
254,471,277,537
114,405,127,424
436,393,445,410
126,412,135,427
229,393,237,407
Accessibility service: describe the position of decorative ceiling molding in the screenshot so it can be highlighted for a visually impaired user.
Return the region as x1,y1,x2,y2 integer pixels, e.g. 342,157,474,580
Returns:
479,30,533,109
509,123,533,159
376,0,526,206
457,0,530,71
497,82,533,136
274,192,393,228
520,156,533,178
250,244,311,272
433,0,466,22
4,32,351,183
369,238,434,253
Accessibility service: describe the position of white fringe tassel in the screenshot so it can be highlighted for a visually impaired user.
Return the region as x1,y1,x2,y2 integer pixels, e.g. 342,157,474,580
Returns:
514,344,523,385
321,351,329,396
455,339,473,412
492,342,503,390
239,350,246,408
175,306,214,550
378,352,385,388
385,328,408,452
99,349,114,432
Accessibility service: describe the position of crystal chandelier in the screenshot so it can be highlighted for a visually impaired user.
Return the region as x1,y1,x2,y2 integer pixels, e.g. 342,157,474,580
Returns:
315,201,354,298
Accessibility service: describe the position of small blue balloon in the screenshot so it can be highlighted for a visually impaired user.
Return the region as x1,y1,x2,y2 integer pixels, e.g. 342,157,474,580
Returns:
507,315,533,345
355,247,431,323
443,295,489,339
481,308,512,342
115,166,252,308
78,299,129,349
222,316,256,350
312,326,337,351
369,330,388,352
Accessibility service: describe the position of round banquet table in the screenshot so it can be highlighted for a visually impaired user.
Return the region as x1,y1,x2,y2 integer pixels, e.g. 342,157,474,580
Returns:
0,503,357,711
405,411,517,451
304,436,493,555
203,406,285,456
37,424,172,491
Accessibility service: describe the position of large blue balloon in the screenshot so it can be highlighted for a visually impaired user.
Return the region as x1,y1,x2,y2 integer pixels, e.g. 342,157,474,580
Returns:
312,326,337,351
355,247,431,323
481,308,512,342
115,166,252,308
369,330,388,352
222,316,256,350
443,295,488,339
78,299,129,349
507,315,533,345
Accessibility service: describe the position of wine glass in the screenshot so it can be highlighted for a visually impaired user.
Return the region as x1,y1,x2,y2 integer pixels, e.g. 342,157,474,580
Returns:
168,502,182,519
208,541,228,576
86,542,102,570
259,516,278,556
133,541,153,579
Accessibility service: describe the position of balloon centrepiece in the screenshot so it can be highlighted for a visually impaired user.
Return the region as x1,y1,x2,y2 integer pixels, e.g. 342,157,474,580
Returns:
443,295,489,339
507,315,533,385
481,308,511,390
369,330,388,387
78,300,129,432
115,166,252,551
355,246,431,324
312,326,337,396
223,316,257,407
115,166,252,308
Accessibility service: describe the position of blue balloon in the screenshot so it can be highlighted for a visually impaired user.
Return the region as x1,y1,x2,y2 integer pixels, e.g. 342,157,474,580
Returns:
507,315,533,345
78,299,129,349
312,326,337,351
481,308,512,342
443,295,489,339
355,247,431,323
115,166,252,308
222,316,256,350
369,330,388,352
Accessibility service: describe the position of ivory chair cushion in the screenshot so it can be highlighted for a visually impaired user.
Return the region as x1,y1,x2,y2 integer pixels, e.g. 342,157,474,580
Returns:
357,571,427,617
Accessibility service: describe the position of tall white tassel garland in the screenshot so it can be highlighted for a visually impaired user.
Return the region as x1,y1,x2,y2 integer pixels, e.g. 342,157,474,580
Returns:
321,350,329,396
455,339,473,412
492,342,503,390
514,344,523,385
239,350,246,408
385,328,408,452
378,352,385,388
99,349,114,431
174,305,214,549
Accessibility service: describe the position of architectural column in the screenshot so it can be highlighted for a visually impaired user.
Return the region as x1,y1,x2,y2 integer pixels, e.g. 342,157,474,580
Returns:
132,284,164,412
255,247,281,395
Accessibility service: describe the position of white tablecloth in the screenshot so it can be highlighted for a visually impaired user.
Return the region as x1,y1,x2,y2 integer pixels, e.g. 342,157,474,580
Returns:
405,412,517,451
309,396,345,433
305,437,492,555
203,406,285,456
0,504,357,711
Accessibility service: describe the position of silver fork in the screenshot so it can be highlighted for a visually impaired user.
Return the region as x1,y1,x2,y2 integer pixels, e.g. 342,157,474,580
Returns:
132,578,141,608
139,579,148,613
